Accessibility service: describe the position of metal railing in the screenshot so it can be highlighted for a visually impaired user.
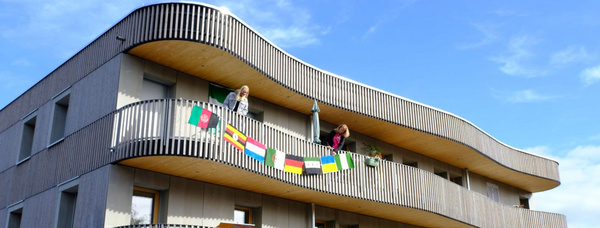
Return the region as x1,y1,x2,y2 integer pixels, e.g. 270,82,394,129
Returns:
110,99,567,228
114,225,207,228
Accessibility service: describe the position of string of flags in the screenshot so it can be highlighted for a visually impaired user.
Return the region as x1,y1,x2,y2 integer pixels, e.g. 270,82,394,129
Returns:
188,105,355,175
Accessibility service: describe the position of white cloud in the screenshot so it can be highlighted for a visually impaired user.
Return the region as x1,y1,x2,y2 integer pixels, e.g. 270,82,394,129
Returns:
264,27,319,48
497,89,558,103
533,145,600,228
457,22,499,50
361,0,416,40
11,58,33,67
217,0,321,48
589,134,600,141
491,35,548,77
580,64,600,86
550,45,591,65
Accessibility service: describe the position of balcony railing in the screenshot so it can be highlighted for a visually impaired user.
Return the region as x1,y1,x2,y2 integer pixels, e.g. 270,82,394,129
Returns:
114,225,208,228
107,99,567,228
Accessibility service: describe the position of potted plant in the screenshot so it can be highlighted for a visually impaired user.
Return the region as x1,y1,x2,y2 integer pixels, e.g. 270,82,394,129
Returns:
362,143,382,167
362,143,382,158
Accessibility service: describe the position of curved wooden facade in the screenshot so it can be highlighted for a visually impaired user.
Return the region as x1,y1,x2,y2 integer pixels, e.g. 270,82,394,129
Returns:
0,2,558,190
0,2,566,228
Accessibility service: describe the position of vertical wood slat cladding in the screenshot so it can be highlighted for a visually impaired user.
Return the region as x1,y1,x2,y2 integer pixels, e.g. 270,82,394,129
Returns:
109,99,566,228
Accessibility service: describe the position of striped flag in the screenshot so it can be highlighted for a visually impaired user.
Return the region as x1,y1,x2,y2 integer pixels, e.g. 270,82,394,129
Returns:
320,156,338,173
335,153,355,170
304,157,322,175
223,124,246,151
284,154,303,174
188,106,219,128
245,137,266,162
265,148,285,171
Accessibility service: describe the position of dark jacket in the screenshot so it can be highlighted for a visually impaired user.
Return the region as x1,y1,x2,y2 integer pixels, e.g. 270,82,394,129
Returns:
325,130,346,151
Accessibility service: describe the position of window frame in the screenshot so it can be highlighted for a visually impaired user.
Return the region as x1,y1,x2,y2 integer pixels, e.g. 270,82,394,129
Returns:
49,88,71,146
6,201,24,228
55,178,79,228
486,182,500,202
17,110,38,164
234,205,253,224
131,187,160,225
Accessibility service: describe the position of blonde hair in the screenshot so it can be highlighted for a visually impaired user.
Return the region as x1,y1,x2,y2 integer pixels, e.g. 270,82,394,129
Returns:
335,124,350,137
236,85,249,101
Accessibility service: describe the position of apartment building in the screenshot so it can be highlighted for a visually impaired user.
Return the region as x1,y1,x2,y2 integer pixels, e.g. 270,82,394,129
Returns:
0,2,566,228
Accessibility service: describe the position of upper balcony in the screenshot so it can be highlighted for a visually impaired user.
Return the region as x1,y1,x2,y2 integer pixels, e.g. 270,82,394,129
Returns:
113,2,559,193
108,98,566,228
0,1,559,199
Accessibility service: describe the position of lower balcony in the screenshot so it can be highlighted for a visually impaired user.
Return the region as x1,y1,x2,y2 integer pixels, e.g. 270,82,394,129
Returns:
109,99,567,228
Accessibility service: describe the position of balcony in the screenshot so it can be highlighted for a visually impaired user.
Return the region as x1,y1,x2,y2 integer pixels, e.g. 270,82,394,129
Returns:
108,99,567,228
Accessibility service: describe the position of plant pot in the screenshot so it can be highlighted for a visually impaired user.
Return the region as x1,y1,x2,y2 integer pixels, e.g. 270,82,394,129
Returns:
365,157,380,167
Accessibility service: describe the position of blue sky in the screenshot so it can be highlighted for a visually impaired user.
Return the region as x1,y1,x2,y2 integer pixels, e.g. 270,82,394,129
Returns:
1,0,599,227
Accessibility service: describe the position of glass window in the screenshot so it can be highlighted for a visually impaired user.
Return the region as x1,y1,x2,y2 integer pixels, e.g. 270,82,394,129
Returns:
486,183,500,202
57,185,78,228
315,220,327,228
141,77,170,100
434,168,448,179
50,91,70,144
234,206,253,224
7,204,23,228
131,187,160,225
402,159,418,168
450,173,463,186
18,113,37,163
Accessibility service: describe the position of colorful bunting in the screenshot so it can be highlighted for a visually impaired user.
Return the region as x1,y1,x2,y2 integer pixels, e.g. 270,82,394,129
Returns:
216,118,358,175
335,153,355,170
304,157,322,174
265,148,285,171
188,106,219,128
223,124,246,151
245,137,266,162
284,154,303,174
320,156,338,173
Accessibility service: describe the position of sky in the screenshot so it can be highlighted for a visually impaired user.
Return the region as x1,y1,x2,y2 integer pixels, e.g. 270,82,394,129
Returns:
1,0,599,227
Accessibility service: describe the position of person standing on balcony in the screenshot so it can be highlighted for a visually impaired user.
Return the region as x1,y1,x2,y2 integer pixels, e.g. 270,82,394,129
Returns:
223,85,249,116
325,124,350,155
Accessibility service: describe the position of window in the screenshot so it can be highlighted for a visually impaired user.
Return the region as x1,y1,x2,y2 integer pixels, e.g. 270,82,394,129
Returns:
56,180,78,228
449,173,463,186
247,110,264,122
434,168,448,179
7,203,23,228
315,220,327,228
519,197,530,209
486,183,500,202
234,205,253,224
18,112,37,163
141,77,170,100
403,159,418,168
49,90,70,145
131,187,160,225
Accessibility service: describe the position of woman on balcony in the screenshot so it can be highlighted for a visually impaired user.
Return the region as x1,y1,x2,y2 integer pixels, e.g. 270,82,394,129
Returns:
325,124,350,155
223,85,250,116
